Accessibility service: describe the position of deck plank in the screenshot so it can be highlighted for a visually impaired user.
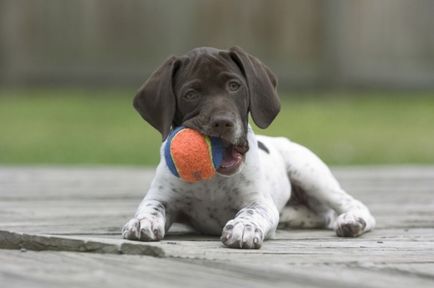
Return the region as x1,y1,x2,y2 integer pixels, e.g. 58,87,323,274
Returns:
0,166,433,287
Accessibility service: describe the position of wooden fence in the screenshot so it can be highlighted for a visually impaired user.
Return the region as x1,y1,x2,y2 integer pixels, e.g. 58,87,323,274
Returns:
1,0,433,89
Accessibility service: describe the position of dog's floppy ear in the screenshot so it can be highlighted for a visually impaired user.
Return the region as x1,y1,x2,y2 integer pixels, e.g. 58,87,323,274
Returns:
133,56,180,140
229,46,280,128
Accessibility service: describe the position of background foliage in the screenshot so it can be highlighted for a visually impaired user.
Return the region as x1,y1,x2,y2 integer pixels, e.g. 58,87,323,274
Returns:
1,89,433,166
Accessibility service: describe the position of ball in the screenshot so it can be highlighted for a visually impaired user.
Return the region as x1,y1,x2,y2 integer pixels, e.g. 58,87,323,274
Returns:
164,127,224,183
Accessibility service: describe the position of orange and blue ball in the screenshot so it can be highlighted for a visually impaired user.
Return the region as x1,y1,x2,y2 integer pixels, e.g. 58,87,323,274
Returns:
164,127,223,183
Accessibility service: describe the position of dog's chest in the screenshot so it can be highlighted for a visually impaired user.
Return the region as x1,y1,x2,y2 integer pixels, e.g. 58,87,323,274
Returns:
162,134,292,234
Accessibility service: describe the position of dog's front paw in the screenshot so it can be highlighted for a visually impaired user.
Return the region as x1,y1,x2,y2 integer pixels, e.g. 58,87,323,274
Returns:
122,216,165,241
335,212,370,237
221,219,264,249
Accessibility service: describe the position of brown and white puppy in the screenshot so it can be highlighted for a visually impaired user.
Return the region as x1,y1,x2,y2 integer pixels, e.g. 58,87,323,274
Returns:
122,47,375,249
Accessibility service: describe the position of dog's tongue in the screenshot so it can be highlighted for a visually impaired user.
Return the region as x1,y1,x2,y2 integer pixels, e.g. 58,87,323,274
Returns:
220,146,243,168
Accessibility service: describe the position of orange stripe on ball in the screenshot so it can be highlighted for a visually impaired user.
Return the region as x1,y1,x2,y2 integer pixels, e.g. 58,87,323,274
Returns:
170,129,216,183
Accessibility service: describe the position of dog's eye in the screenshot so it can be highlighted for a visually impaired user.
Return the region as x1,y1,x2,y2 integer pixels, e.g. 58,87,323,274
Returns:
183,90,200,101
227,80,241,92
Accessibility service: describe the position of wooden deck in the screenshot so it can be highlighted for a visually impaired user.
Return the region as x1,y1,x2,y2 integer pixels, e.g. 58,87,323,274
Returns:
0,166,433,288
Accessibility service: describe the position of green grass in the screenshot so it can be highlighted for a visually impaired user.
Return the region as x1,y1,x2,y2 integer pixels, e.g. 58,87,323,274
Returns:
1,89,433,165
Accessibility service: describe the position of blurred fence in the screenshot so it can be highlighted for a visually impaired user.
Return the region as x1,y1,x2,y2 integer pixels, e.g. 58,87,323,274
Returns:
1,0,434,89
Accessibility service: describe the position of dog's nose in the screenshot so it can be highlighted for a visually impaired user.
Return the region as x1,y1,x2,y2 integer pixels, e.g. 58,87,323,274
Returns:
210,115,234,135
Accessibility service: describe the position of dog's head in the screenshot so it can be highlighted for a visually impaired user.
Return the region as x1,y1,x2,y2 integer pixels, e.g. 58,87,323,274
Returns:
134,46,280,176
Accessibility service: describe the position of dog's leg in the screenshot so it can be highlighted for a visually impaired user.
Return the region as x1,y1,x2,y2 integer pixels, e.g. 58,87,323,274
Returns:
273,138,375,237
122,167,179,242
221,201,279,249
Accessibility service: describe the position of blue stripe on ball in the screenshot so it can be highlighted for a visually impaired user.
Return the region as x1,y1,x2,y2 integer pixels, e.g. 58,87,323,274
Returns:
164,126,184,177
210,136,224,168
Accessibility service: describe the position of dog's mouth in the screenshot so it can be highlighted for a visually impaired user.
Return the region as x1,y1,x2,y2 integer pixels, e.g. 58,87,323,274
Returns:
181,122,248,175
217,141,248,176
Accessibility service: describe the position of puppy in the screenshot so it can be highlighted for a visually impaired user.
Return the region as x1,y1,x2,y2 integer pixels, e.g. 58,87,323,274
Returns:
122,47,375,249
